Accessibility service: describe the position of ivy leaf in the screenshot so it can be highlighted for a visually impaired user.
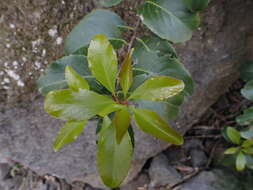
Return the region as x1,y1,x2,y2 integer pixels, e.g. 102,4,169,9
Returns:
53,120,87,151
99,0,122,7
132,108,184,145
226,127,241,145
241,80,253,101
65,66,89,91
45,89,121,121
138,0,200,43
88,34,118,94
119,49,134,97
129,76,184,101
113,107,131,144
236,152,246,171
224,147,239,155
64,9,126,54
236,107,253,126
97,118,133,188
182,0,210,12
240,60,253,82
37,55,104,95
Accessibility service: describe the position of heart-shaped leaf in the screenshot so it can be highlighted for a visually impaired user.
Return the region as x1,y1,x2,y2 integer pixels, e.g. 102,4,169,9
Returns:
97,117,133,188
45,89,121,121
132,107,184,145
182,0,210,12
37,55,104,95
53,120,87,151
64,9,125,54
236,152,246,171
226,127,241,145
241,80,253,101
99,0,122,7
129,76,184,101
65,66,89,91
138,0,200,43
119,49,134,97
88,34,118,94
113,107,131,144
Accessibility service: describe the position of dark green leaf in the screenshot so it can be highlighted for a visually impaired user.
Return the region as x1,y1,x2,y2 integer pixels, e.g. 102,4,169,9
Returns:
182,0,210,12
240,60,253,82
45,89,121,121
119,49,134,97
129,76,184,101
236,152,246,171
99,0,122,7
88,34,118,93
53,120,87,151
65,66,89,91
224,147,239,155
236,107,253,126
138,0,200,43
132,107,184,145
64,9,125,54
113,107,131,144
37,55,104,95
97,118,133,188
226,127,241,145
241,80,253,101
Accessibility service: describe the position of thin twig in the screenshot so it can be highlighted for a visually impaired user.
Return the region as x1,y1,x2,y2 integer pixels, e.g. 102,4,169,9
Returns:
127,17,141,52
205,140,221,168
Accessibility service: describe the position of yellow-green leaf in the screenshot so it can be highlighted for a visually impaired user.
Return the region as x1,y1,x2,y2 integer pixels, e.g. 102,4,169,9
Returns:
113,107,131,144
236,152,246,171
132,108,183,145
45,89,118,121
242,139,253,148
53,120,87,151
65,65,89,91
242,147,253,154
97,118,133,188
227,127,241,145
224,147,239,155
119,49,134,97
87,34,118,93
128,76,184,101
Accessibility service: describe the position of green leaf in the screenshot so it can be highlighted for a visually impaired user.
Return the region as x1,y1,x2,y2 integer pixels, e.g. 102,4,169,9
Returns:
119,49,134,97
241,80,253,101
53,120,87,151
37,55,104,95
224,147,239,155
129,76,184,101
88,34,118,93
241,127,253,139
242,147,253,154
132,108,184,145
236,152,246,171
64,9,125,54
182,0,210,12
45,89,121,121
236,107,253,126
226,127,241,145
138,0,200,43
99,0,122,7
240,60,253,82
242,139,253,148
97,118,133,188
65,66,89,91
113,107,131,144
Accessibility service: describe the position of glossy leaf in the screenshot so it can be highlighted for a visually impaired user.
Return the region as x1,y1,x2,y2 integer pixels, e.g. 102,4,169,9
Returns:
113,107,131,144
236,152,246,171
182,0,210,12
224,147,239,155
37,55,104,95
226,127,241,145
65,66,89,91
88,34,118,93
97,118,133,188
236,107,253,126
240,61,253,82
132,108,184,145
53,120,87,151
241,80,253,101
45,89,120,121
119,49,134,97
100,0,122,7
129,76,184,101
240,127,253,139
64,9,125,54
138,0,200,43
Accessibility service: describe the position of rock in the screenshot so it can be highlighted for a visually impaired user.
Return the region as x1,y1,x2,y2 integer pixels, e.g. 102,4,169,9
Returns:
0,163,10,180
149,154,181,188
120,173,149,190
190,149,208,168
1,0,253,188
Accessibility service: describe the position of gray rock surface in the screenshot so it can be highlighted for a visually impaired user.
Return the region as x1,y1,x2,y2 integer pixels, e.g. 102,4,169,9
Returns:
1,0,253,188
149,154,181,188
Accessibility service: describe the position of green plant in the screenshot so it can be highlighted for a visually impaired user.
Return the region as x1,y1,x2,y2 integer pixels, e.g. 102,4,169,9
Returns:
37,0,210,188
